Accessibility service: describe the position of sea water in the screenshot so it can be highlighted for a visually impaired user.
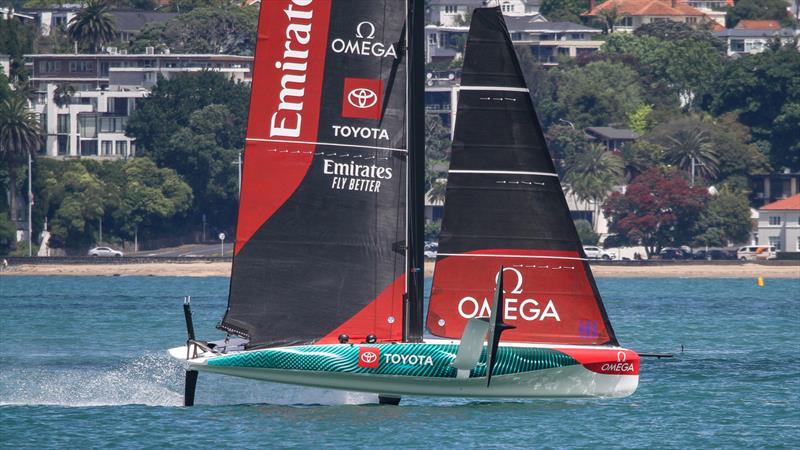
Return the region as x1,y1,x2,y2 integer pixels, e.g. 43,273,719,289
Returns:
0,276,798,448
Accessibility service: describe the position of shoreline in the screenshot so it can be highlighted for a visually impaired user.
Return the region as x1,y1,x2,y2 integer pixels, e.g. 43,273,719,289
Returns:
2,261,798,279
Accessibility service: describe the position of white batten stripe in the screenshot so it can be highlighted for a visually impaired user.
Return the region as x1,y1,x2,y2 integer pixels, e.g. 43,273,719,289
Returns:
247,138,407,153
459,85,529,93
449,170,558,177
437,253,588,262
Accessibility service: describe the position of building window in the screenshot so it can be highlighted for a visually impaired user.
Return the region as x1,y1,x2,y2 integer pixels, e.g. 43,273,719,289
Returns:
428,33,437,45
769,216,781,226
101,140,113,156
501,4,514,13
115,141,128,156
57,135,70,155
620,16,633,27
769,236,781,251
80,140,98,156
745,40,764,53
444,5,457,14
39,60,61,73
69,60,95,73
731,39,745,52
686,17,697,24
79,115,97,139
57,114,70,134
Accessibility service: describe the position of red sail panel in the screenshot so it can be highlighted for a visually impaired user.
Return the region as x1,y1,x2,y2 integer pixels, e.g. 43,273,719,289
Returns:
427,250,613,345
234,0,331,254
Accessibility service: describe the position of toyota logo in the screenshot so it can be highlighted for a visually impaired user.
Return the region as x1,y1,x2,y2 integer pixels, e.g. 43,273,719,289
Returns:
347,88,378,109
360,351,378,364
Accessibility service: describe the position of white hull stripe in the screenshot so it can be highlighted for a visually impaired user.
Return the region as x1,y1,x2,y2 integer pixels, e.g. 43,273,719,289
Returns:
437,253,588,261
449,170,558,177
459,85,530,93
247,138,407,153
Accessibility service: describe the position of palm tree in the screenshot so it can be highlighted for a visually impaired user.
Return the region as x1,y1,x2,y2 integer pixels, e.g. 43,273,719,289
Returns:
564,143,624,230
665,128,718,185
428,178,447,205
67,0,117,53
0,95,41,222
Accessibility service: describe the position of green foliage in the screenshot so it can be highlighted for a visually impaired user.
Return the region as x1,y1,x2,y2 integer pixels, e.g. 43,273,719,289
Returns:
0,211,15,255
46,162,109,249
424,220,441,242
128,6,258,55
114,158,192,238
726,0,796,28
711,46,800,170
693,188,753,247
626,104,653,134
540,0,593,23
425,114,450,161
67,0,117,52
0,15,35,82
663,127,719,183
603,25,725,111
0,94,41,223
552,60,643,128
619,140,665,181
127,72,249,229
564,143,624,228
574,219,599,246
544,123,584,172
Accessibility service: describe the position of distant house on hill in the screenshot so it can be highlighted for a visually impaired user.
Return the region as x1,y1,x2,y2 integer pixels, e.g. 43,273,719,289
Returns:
756,194,800,253
582,0,723,32
584,127,639,151
714,21,800,56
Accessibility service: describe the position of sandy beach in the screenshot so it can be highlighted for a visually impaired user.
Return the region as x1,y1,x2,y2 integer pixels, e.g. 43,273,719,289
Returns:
2,260,798,278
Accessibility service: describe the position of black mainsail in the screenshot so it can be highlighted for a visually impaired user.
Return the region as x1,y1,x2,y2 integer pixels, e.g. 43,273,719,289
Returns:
220,0,410,348
426,8,618,346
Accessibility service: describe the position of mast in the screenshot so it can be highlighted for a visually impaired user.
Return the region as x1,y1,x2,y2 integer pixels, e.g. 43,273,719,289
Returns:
404,0,425,342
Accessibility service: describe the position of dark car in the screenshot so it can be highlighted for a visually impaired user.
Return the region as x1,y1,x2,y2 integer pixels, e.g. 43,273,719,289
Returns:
692,248,736,260
658,248,692,260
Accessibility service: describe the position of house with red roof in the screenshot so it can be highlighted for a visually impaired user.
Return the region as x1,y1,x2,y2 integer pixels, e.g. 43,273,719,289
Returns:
582,0,724,32
757,194,800,253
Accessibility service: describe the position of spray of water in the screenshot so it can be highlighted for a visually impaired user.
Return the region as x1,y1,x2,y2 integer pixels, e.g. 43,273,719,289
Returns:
0,352,376,407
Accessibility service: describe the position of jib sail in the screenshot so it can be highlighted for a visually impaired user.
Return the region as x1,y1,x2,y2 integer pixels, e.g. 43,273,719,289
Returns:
426,7,618,346
220,0,408,348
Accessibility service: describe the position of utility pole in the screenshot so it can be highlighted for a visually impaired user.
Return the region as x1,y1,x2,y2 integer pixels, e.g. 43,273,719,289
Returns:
28,152,32,257
691,156,695,187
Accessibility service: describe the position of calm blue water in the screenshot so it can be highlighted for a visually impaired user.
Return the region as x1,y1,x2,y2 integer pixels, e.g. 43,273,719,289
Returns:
1,276,798,448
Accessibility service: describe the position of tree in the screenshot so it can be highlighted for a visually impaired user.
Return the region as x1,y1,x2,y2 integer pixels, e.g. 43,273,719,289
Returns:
552,60,644,128
564,143,624,229
693,188,753,247
619,140,665,181
603,168,708,257
47,162,109,250
128,6,258,56
0,95,41,223
425,114,451,161
726,0,796,28
67,0,117,53
663,127,719,184
595,6,622,34
544,123,585,173
540,0,593,23
710,46,800,171
0,211,15,255
114,158,192,239
603,24,726,110
574,219,599,245
0,15,36,83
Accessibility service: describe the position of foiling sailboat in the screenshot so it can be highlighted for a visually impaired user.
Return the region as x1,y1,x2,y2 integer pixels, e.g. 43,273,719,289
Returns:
169,2,639,405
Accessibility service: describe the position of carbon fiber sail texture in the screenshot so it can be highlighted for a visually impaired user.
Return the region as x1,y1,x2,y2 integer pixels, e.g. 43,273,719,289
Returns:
426,7,618,346
220,0,408,348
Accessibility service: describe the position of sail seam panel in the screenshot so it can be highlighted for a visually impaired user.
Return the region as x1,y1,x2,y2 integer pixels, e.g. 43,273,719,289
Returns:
246,138,407,153
448,170,557,177
437,253,588,261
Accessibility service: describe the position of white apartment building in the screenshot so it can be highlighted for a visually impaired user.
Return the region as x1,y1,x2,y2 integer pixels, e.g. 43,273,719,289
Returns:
25,52,252,159
427,0,541,26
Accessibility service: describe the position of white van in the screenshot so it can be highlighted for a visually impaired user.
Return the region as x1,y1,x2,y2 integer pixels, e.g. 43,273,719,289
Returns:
736,245,777,261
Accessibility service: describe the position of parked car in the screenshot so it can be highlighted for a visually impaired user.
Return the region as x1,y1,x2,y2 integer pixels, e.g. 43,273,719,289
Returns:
88,247,123,257
658,248,692,260
736,245,776,261
582,246,614,260
692,248,736,260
